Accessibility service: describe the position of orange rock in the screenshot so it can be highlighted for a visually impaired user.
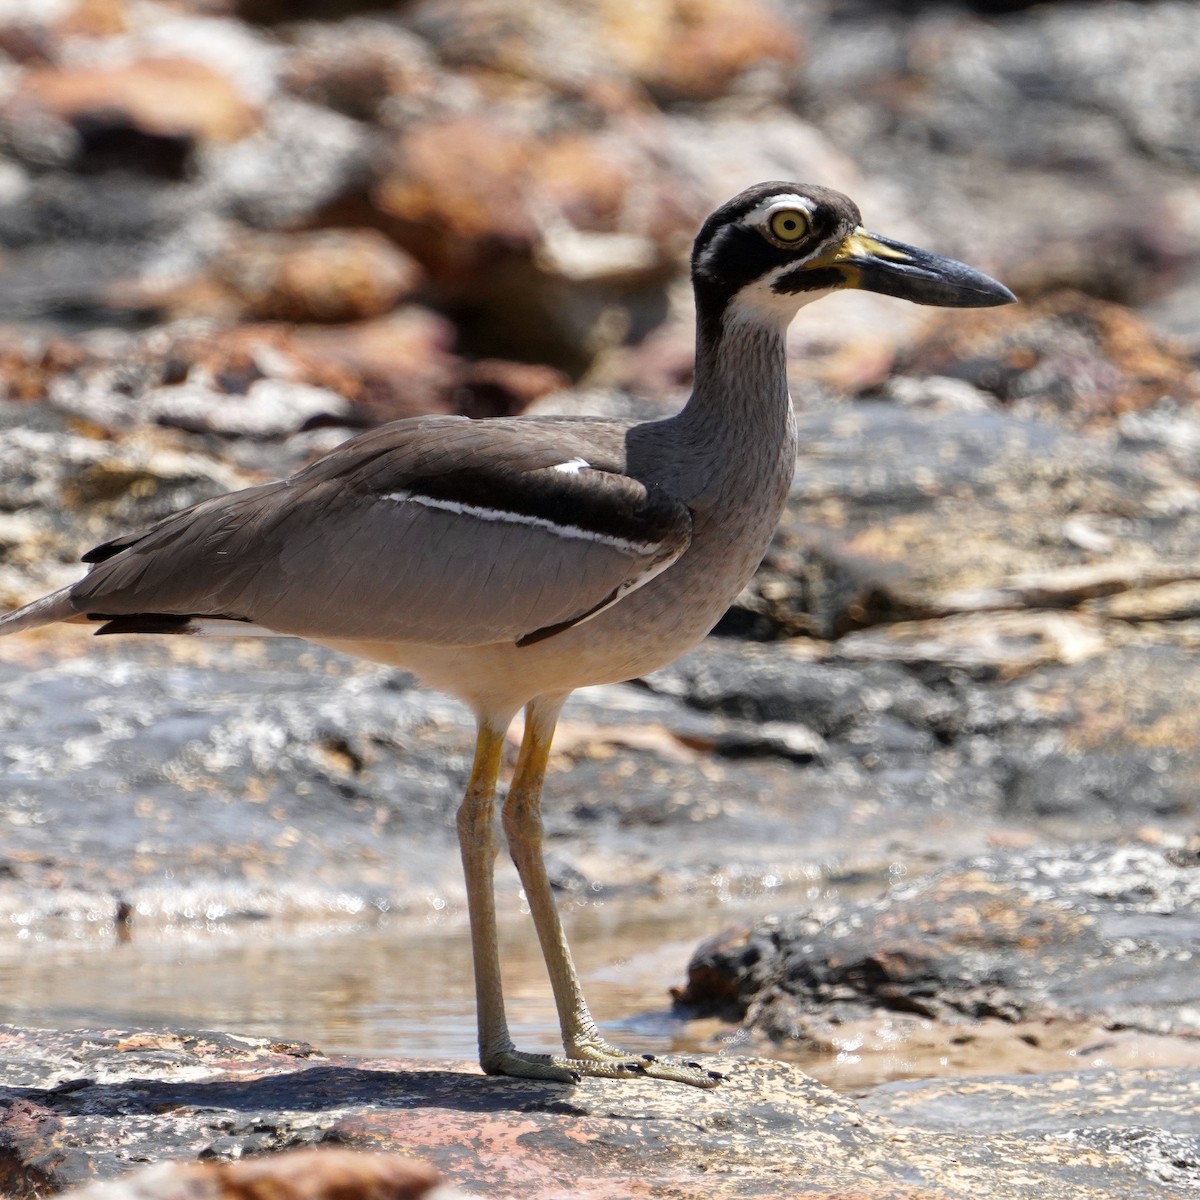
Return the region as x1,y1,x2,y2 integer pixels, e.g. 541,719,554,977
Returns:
216,229,423,325
374,114,681,293
295,312,561,422
15,57,258,145
60,1149,441,1200
903,290,1200,426
0,334,90,404
536,134,630,233
598,0,802,101
375,114,537,253
55,0,129,38
153,324,363,402
295,308,459,422
296,309,456,383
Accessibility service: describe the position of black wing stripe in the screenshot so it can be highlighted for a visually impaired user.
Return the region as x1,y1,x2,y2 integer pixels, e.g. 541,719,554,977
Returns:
397,468,685,550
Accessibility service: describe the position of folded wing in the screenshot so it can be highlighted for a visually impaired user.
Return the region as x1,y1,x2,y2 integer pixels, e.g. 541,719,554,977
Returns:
64,416,693,647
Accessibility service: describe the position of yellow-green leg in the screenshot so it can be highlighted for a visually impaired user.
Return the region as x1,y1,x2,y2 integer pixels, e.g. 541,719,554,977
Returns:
457,717,578,1084
499,694,723,1088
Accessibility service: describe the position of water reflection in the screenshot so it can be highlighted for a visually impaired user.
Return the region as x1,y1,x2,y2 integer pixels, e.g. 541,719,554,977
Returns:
0,895,760,1064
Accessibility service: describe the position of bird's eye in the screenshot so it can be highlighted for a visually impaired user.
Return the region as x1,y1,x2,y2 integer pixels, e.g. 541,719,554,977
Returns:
768,209,810,244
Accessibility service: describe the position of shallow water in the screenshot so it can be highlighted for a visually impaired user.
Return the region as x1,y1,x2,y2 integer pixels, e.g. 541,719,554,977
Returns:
6,881,1200,1092
0,892,777,1066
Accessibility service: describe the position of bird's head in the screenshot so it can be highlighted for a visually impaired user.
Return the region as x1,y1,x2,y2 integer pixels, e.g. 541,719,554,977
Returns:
691,181,1014,337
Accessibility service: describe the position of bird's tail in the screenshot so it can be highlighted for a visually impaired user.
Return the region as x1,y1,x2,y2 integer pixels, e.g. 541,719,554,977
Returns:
0,587,78,635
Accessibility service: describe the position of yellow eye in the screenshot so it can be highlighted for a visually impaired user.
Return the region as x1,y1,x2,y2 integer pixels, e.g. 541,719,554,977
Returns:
768,209,810,244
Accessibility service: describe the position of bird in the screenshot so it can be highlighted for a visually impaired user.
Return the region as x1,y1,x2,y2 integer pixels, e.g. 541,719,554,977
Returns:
0,182,1014,1088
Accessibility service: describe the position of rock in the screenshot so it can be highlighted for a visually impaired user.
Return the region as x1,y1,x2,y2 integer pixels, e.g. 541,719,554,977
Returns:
0,1025,1195,1199
797,2,1200,316
142,377,351,439
1086,579,1200,623
677,844,1200,1055
734,400,1200,640
833,610,1109,680
1,316,552,452
370,112,693,366
993,641,1200,820
9,58,258,174
192,229,423,325
281,21,440,123
208,97,374,231
899,291,1200,429
593,0,802,103
297,312,564,423
58,1151,444,1200
403,0,801,106
863,1069,1200,1194
446,358,567,421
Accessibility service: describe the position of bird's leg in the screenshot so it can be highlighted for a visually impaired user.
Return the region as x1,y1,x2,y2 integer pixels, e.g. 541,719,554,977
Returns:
500,695,723,1088
457,718,578,1085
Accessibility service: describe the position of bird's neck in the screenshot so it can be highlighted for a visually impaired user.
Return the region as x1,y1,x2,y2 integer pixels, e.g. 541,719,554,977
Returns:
675,314,792,445
638,312,796,518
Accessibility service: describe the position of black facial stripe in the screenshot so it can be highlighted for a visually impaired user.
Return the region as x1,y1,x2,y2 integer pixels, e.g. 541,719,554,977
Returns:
693,226,799,342
690,182,864,340
690,182,796,268
772,265,847,295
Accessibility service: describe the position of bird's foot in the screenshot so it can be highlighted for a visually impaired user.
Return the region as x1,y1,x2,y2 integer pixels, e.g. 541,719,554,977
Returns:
567,1034,727,1088
484,1041,725,1088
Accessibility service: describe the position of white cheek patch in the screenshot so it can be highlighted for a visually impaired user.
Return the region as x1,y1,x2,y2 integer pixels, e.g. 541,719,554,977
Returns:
723,265,834,329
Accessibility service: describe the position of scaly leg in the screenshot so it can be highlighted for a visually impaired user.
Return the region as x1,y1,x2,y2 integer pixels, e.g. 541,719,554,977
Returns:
500,694,723,1088
457,717,577,1084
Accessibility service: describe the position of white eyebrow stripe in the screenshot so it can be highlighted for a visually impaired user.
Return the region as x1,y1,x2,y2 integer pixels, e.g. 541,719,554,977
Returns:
381,490,660,557
743,194,813,227
696,194,816,275
553,457,590,474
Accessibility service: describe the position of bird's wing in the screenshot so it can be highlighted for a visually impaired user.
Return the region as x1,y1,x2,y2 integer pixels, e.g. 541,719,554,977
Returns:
70,416,693,647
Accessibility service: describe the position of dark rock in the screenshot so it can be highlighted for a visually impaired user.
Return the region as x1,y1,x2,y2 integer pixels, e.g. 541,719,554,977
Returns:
679,844,1200,1042
0,1025,1196,1199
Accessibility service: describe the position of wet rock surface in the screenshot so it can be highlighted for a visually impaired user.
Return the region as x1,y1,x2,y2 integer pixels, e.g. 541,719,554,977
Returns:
678,844,1200,1049
0,0,1199,1194
57,1150,448,1200
0,1026,1196,1199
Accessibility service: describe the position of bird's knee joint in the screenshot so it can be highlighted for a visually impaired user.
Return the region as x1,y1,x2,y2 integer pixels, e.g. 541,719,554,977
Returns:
457,800,495,846
501,795,543,844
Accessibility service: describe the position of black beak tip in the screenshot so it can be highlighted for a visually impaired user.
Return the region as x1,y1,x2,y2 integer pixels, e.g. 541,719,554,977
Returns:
849,232,1018,310
972,278,1018,308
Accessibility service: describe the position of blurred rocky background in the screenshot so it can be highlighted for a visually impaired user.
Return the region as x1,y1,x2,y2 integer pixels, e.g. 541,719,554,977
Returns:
1,1,1200,1192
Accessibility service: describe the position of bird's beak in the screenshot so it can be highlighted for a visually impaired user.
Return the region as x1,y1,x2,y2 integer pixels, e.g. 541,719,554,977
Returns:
823,227,1015,308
